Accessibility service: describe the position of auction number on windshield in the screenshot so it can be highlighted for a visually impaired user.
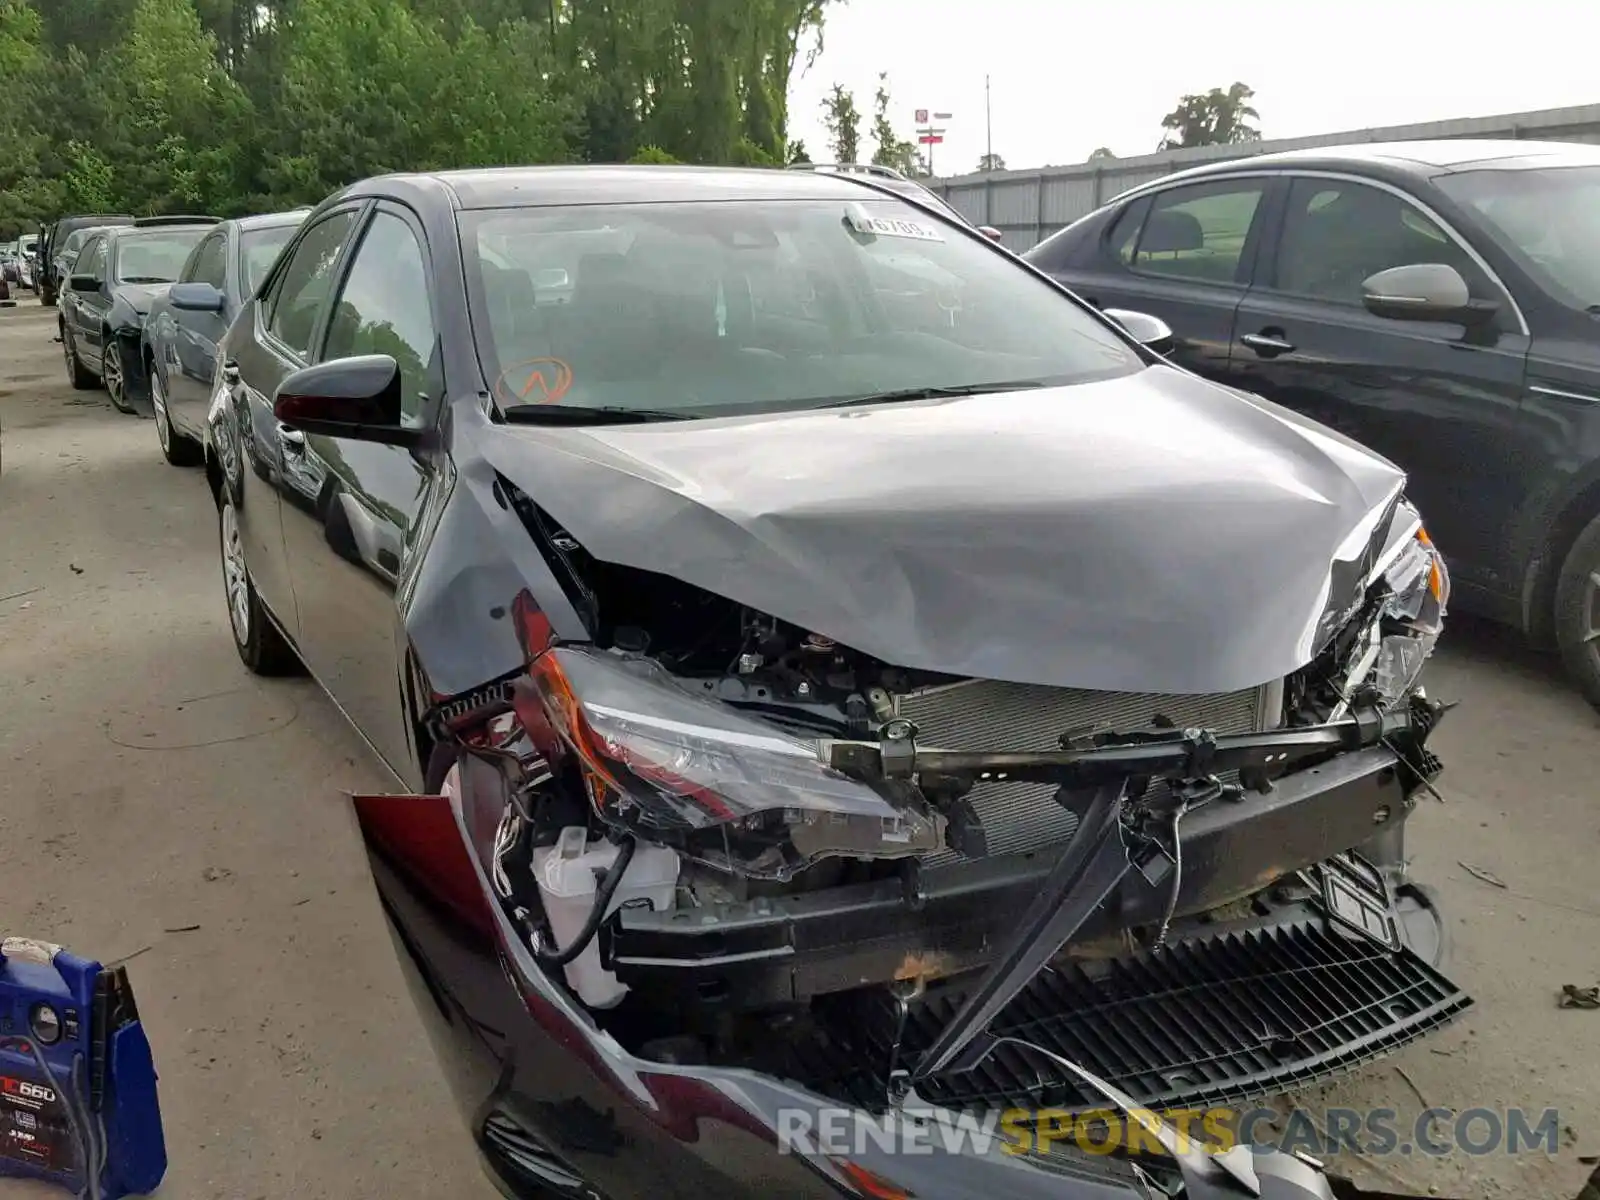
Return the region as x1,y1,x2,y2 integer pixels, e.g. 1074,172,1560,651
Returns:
846,213,945,242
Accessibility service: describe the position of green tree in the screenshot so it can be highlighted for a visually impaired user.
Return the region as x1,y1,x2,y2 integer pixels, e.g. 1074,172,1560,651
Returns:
1159,82,1260,150
869,73,916,174
94,0,253,214
0,0,845,220
0,0,48,235
821,83,861,163
977,152,1005,171
1087,146,1116,162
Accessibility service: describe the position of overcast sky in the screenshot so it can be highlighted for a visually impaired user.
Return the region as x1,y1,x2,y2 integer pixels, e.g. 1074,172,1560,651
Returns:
787,0,1600,177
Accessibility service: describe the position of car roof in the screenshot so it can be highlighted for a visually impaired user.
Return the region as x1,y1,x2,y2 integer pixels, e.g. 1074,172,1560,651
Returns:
1132,138,1600,192
107,222,216,239
341,164,929,211
235,208,313,233
55,214,134,233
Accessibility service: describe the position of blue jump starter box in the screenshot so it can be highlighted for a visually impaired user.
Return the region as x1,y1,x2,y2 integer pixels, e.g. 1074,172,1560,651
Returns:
0,938,166,1198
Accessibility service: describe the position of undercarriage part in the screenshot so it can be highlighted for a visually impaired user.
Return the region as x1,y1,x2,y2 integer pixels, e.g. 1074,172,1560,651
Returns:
794,911,1471,1117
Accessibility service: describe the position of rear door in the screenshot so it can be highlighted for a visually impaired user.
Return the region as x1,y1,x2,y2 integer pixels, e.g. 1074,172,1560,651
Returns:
165,228,232,436
1036,177,1274,383
1229,174,1531,596
278,201,441,784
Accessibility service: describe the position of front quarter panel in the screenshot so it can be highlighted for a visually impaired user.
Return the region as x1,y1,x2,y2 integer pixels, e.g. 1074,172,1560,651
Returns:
351,778,1153,1200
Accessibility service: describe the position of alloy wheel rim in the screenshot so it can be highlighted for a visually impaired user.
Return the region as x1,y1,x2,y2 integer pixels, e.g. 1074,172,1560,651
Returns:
104,346,123,405
153,371,171,452
221,502,250,645
1585,571,1600,652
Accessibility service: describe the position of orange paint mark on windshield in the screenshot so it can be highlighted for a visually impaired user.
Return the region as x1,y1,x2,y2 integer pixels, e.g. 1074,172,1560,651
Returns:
496,357,574,405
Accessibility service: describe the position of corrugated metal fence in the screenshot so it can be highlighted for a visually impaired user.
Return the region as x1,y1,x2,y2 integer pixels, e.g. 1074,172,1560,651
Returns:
930,103,1600,252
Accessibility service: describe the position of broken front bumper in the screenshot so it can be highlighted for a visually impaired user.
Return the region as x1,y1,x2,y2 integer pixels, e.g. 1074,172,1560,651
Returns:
358,729,1467,1200
609,744,1441,1005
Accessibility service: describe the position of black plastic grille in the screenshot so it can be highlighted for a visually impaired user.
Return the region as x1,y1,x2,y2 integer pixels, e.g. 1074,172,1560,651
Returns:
803,920,1471,1114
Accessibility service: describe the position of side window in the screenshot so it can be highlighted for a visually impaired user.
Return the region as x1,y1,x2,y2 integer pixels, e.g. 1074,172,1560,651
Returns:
321,209,436,427
266,209,359,359
79,237,107,283
184,233,228,289
1272,178,1488,304
1108,196,1151,266
1129,181,1265,285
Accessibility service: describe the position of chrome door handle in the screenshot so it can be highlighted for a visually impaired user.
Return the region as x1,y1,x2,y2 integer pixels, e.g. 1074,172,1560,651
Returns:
278,425,305,448
1241,332,1295,357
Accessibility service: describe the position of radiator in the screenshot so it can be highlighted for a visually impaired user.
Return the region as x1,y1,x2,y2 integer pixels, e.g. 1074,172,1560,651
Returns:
894,678,1273,868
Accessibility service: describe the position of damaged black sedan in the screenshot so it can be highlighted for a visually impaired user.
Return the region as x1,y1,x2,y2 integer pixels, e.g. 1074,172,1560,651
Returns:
203,166,1467,1200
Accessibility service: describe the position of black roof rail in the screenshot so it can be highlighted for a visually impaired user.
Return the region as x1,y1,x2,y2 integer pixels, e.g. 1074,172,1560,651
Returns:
132,214,224,228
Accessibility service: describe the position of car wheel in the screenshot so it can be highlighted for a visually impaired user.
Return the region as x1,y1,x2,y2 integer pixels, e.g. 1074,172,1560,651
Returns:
63,327,96,390
152,366,202,466
1555,514,1600,712
103,333,136,414
219,497,301,676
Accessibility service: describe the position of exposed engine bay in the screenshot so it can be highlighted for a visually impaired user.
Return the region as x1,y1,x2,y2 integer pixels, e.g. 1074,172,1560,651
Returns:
433,488,1464,1115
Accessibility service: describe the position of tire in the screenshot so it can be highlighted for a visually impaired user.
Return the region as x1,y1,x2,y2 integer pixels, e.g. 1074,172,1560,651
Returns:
1554,512,1600,712
152,364,201,466
103,332,136,414
219,496,302,676
62,327,96,390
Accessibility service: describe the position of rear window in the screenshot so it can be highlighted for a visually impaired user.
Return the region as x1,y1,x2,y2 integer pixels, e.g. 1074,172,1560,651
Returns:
114,229,211,284
240,224,300,294
461,197,1137,419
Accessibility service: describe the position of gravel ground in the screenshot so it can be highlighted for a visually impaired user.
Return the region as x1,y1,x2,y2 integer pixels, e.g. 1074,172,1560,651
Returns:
1,294,1596,1199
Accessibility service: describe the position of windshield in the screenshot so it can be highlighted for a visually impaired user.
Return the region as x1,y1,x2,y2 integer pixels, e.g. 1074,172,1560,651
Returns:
1437,165,1600,309
461,198,1137,419
240,224,299,294
114,228,209,283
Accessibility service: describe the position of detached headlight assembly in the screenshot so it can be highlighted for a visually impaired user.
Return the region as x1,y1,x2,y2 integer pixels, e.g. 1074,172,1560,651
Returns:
1343,526,1449,708
524,646,944,879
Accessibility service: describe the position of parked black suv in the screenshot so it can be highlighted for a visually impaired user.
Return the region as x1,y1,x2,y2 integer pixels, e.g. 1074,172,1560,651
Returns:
1025,139,1600,709
39,213,135,305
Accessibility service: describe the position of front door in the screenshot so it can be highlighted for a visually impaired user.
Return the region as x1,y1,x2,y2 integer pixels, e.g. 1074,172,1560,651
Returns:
1230,175,1531,598
278,202,441,787
230,204,366,643
1046,177,1272,385
165,229,232,437
68,235,110,369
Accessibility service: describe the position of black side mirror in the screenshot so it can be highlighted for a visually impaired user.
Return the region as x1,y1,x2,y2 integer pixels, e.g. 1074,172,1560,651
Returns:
273,355,421,448
169,282,226,313
69,274,99,293
1101,307,1177,356
1362,263,1498,327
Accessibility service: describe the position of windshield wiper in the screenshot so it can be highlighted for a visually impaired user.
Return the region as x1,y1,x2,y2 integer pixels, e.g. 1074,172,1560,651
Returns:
118,276,173,284
499,404,694,426
815,380,1048,409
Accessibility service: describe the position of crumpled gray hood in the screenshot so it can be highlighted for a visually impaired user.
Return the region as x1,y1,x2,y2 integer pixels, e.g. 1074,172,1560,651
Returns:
478,365,1406,695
